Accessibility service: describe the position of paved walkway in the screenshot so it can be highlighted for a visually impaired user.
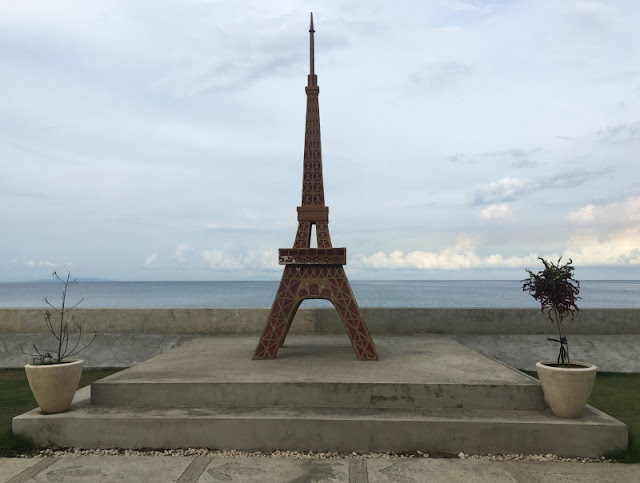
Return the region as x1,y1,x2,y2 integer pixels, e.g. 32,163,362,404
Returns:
2,455,640,482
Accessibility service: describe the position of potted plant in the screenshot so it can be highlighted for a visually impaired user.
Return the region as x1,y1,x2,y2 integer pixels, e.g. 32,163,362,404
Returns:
22,271,97,414
522,257,597,418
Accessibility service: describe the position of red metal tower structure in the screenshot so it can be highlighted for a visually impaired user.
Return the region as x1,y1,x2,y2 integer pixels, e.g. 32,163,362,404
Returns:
253,14,378,361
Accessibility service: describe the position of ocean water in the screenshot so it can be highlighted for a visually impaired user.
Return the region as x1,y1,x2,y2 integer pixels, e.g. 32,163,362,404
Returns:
0,280,638,308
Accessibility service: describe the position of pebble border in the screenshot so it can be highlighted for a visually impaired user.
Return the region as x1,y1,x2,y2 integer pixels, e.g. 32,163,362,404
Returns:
23,448,616,464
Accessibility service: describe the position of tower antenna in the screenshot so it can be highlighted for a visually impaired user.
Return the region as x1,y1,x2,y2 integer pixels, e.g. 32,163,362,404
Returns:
308,12,316,86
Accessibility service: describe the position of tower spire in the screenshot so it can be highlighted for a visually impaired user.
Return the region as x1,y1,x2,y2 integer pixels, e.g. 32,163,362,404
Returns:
308,12,317,86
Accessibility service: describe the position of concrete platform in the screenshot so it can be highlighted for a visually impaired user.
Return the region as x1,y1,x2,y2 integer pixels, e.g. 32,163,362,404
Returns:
12,335,628,458
90,335,544,410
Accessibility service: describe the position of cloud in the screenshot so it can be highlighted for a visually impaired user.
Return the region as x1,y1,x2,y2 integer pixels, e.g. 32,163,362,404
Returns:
471,178,526,205
568,196,640,225
354,234,539,271
354,221,640,272
175,243,191,263
202,249,279,272
597,121,640,144
624,197,640,220
25,260,55,269
618,248,640,264
472,170,608,205
536,170,601,189
565,226,640,266
202,250,244,271
449,148,540,168
561,0,620,32
181,54,302,94
481,203,511,220
483,148,541,168
567,204,595,223
144,253,158,267
565,197,640,266
150,7,355,97
447,153,478,164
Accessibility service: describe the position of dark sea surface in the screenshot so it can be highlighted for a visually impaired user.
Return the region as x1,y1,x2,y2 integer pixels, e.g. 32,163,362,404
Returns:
0,280,638,308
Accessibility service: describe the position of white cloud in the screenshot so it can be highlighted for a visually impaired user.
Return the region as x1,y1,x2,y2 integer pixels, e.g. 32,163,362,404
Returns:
354,222,640,271
175,243,191,263
567,204,595,223
481,203,510,220
243,250,280,271
202,250,245,271
566,226,640,266
471,171,605,208
506,195,640,268
25,260,55,269
472,178,526,205
568,196,640,224
354,235,539,271
627,197,640,221
202,248,280,272
144,253,159,267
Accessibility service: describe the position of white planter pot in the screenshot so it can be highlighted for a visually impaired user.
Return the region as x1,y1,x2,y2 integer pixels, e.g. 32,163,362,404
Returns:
25,359,84,414
536,360,597,418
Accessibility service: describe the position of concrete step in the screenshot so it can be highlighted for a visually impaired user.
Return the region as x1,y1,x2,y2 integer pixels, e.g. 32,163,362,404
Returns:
91,380,544,411
13,387,627,458
89,335,544,410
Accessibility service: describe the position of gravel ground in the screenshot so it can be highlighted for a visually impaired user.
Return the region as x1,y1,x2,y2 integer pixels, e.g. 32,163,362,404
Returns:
23,447,615,464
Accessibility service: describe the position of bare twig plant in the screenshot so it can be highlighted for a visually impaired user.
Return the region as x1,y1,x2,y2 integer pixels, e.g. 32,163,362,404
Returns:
22,271,97,364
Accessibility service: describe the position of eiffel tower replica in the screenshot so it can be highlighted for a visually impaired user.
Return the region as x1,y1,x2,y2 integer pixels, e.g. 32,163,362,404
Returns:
253,14,378,361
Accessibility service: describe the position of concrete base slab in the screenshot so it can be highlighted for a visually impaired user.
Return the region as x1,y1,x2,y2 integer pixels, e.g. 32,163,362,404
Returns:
12,335,628,458
90,336,544,410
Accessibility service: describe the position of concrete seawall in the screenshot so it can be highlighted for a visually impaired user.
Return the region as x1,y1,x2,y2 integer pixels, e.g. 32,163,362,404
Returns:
2,308,639,371
2,307,639,335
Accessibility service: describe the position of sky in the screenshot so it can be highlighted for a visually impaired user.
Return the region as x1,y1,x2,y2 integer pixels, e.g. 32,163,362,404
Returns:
1,0,639,282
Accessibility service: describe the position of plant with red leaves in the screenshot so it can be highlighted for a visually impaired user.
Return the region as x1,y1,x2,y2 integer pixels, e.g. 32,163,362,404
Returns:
522,257,581,366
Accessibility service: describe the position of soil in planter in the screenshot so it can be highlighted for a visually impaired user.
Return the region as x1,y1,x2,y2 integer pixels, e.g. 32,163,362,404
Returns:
541,363,592,369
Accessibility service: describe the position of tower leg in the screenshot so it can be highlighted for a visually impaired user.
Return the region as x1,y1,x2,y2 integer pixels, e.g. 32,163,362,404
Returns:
328,266,378,360
253,265,378,360
253,266,301,359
